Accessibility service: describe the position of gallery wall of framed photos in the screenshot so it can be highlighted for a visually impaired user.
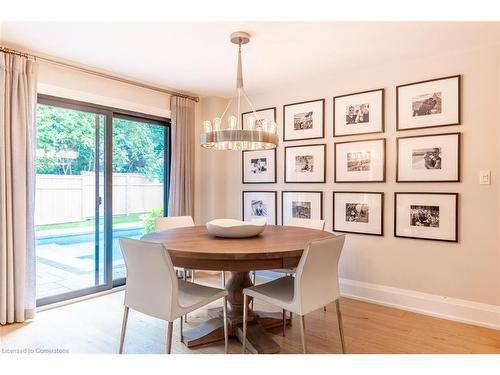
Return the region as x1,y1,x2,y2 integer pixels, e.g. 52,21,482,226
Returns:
239,74,461,243
222,44,500,308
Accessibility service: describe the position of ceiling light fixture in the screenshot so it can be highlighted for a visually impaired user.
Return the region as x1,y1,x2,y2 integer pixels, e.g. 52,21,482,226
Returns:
199,31,279,151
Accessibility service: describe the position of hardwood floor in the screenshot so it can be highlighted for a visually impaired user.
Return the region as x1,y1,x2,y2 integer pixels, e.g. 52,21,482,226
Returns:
1,272,499,354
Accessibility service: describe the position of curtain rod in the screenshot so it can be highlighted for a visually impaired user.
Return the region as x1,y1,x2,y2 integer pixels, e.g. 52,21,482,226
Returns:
0,45,200,102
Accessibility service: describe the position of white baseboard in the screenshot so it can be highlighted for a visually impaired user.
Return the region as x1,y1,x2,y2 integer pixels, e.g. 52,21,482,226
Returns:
339,278,500,331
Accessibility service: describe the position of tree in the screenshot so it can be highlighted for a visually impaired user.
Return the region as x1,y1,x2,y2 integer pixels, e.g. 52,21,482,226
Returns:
36,104,166,182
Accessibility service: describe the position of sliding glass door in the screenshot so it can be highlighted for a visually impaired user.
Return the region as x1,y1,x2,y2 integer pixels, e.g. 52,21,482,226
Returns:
35,96,170,305
112,116,168,282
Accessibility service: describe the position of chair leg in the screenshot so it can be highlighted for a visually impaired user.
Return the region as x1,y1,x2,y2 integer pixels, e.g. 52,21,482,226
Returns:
289,310,292,326
119,306,129,354
183,271,188,323
191,269,195,283
251,272,256,310
299,315,307,354
242,294,248,354
222,271,226,288
166,321,174,354
282,309,286,337
335,299,346,354
324,306,327,312
180,316,183,341
223,296,228,354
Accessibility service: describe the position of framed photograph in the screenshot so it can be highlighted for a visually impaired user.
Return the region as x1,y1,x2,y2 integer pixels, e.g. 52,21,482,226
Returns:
394,192,458,242
283,99,325,141
282,191,323,225
397,133,461,182
333,192,384,236
333,88,384,137
397,75,461,131
284,144,326,183
242,148,276,184
334,138,386,182
242,107,276,131
242,191,277,224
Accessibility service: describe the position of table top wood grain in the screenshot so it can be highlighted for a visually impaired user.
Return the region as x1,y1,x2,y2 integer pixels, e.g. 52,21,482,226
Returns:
141,225,335,271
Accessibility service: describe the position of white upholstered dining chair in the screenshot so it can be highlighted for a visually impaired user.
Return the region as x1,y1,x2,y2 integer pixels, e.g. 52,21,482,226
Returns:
118,238,228,354
242,234,346,354
155,216,227,288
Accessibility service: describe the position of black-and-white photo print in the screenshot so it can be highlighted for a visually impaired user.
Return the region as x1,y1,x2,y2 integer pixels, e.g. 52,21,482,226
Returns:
251,199,267,217
345,203,369,223
347,151,371,172
294,111,313,130
410,205,440,227
346,103,370,125
412,148,442,170
292,201,311,219
295,155,314,173
412,92,442,117
250,158,268,174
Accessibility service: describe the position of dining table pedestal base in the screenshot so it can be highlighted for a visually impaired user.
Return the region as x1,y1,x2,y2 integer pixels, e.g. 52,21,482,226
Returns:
181,271,291,353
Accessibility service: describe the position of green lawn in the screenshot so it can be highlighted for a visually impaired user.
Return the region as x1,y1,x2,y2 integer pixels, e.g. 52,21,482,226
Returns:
35,214,143,231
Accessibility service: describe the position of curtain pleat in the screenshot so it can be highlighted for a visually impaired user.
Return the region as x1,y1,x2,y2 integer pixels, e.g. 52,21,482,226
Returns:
0,52,38,324
168,96,195,218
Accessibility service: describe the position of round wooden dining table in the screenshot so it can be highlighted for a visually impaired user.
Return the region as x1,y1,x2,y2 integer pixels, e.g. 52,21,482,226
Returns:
141,224,335,353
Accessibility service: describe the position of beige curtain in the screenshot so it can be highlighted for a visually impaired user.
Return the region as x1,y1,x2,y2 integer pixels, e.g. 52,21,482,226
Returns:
0,52,38,325
168,96,195,217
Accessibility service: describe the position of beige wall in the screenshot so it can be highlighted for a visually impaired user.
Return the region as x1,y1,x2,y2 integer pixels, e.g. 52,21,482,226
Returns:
204,44,500,306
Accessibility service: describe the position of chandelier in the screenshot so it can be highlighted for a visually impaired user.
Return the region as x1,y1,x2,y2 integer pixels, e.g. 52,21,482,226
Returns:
199,32,279,151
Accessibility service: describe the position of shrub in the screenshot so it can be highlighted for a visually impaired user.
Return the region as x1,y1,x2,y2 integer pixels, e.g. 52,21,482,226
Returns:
142,207,164,234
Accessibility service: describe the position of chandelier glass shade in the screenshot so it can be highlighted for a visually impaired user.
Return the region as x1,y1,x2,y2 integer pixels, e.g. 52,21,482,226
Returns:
199,32,279,151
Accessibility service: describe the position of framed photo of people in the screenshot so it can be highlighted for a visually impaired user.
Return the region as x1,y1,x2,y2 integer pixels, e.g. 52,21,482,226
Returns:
397,133,461,182
282,191,323,225
284,144,326,183
333,88,384,137
242,148,276,184
394,192,458,242
397,75,461,131
242,191,277,225
334,138,386,182
283,99,325,141
242,107,276,131
333,192,384,236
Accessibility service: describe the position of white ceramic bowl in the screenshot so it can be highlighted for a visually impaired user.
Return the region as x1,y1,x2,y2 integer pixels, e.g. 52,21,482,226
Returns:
206,218,266,238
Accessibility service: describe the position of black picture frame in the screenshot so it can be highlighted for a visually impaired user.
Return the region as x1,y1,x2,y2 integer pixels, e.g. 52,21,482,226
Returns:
283,99,325,141
396,132,461,183
242,190,277,225
284,143,326,183
281,191,323,225
242,148,277,184
394,192,459,242
332,191,384,236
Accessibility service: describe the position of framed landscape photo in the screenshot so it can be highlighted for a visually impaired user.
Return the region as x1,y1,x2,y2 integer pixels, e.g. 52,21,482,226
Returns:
242,191,277,224
242,148,276,184
334,138,386,182
333,192,384,236
394,192,458,242
397,75,461,131
284,144,326,183
333,88,384,137
242,107,276,131
282,191,323,225
283,99,325,141
397,132,461,182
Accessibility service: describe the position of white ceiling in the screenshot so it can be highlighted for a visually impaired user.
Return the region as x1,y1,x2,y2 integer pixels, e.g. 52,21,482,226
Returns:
1,22,499,97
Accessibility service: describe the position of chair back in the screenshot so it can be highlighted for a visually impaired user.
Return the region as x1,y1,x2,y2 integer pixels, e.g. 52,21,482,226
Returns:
287,218,325,231
119,237,179,321
155,216,194,232
293,234,345,315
